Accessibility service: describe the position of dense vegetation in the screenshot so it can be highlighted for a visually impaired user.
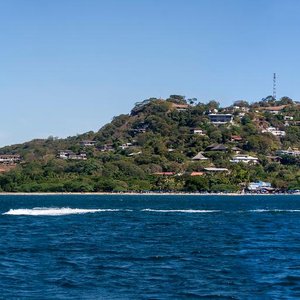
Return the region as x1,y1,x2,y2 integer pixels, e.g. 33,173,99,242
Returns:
0,95,300,193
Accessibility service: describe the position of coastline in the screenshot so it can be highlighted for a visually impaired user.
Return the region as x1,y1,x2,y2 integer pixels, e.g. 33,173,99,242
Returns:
0,192,299,196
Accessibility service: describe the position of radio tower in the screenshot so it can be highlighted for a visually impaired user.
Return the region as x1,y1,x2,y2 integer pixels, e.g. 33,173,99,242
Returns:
273,73,276,100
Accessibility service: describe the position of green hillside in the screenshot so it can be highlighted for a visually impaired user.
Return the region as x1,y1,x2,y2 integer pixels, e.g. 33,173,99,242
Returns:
0,95,300,193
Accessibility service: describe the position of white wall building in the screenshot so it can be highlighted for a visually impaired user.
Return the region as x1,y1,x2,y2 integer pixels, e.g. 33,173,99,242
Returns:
230,154,259,164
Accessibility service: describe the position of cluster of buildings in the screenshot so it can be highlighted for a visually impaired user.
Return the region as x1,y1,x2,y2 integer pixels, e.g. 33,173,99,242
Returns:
57,150,87,160
262,127,286,137
0,154,21,164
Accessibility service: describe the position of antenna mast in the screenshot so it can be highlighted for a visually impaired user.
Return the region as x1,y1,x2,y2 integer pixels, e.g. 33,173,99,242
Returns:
273,73,276,100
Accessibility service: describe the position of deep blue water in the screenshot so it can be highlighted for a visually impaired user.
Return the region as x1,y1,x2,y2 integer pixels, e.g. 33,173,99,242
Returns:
1,195,300,299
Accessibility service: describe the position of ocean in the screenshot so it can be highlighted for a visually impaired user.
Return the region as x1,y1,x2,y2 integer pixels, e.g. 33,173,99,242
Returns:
1,194,300,299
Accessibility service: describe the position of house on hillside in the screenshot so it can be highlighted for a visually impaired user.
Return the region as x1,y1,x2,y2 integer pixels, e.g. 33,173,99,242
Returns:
231,147,242,154
205,144,228,152
260,105,287,115
57,150,87,160
99,144,114,152
192,152,209,161
208,114,233,125
191,128,205,136
231,135,243,142
171,103,190,111
262,127,286,137
276,148,300,156
190,172,205,176
0,154,21,164
119,143,133,150
230,154,259,164
204,167,229,173
80,140,96,147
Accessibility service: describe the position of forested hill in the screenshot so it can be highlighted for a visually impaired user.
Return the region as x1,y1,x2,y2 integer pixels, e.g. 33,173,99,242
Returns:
0,95,300,193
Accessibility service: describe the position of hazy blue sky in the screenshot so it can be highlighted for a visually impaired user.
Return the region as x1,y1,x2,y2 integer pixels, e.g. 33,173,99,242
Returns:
1,0,300,146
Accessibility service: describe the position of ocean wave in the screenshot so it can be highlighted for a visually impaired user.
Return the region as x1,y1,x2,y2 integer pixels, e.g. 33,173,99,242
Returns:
2,207,123,216
141,209,220,213
248,209,300,213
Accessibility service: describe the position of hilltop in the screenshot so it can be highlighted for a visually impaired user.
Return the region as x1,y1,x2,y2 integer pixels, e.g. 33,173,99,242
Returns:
0,95,299,193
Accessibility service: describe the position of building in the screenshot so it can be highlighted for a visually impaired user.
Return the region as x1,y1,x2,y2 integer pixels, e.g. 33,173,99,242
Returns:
205,144,228,152
153,172,175,176
57,150,87,160
262,127,286,137
276,148,300,156
209,114,233,125
231,135,243,142
119,143,133,150
190,172,205,176
99,144,114,152
248,181,272,191
171,103,189,111
80,140,96,147
191,128,205,135
204,167,229,173
0,154,21,164
260,105,287,115
192,152,209,161
230,154,259,164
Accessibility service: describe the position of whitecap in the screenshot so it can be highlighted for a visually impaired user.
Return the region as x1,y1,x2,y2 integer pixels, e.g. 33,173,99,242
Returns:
2,207,122,216
141,209,220,213
248,209,300,213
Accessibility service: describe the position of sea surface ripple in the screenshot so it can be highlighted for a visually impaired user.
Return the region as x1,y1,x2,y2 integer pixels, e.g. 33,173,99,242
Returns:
0,194,300,299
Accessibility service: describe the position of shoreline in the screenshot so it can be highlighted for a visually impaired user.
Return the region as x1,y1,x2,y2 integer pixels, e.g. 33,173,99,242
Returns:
0,192,299,196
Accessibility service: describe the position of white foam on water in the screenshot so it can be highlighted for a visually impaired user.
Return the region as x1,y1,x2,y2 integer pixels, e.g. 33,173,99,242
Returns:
249,209,300,213
2,207,123,216
141,209,220,213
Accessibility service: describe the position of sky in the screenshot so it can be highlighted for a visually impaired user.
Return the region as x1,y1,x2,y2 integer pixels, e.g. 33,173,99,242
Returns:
1,0,300,146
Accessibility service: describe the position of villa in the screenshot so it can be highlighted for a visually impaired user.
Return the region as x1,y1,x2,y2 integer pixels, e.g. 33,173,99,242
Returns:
230,154,259,164
208,114,233,124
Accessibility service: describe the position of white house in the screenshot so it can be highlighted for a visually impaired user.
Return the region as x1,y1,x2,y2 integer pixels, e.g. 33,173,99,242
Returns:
191,129,205,135
262,127,286,137
230,154,259,164
80,140,96,147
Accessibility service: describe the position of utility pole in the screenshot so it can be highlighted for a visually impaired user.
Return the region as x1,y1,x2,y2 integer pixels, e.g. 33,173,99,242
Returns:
273,73,276,100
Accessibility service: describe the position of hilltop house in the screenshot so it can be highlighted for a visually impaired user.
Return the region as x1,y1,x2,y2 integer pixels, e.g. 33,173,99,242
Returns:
260,105,287,115
171,103,189,111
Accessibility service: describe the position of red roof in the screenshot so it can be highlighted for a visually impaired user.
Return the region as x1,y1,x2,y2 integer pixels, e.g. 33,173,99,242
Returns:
231,135,242,141
190,172,204,176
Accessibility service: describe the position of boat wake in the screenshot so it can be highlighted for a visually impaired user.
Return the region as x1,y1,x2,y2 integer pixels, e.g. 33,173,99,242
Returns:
3,208,300,216
2,207,123,216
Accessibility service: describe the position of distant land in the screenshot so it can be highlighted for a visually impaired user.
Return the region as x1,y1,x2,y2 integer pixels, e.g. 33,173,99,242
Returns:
0,95,299,193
